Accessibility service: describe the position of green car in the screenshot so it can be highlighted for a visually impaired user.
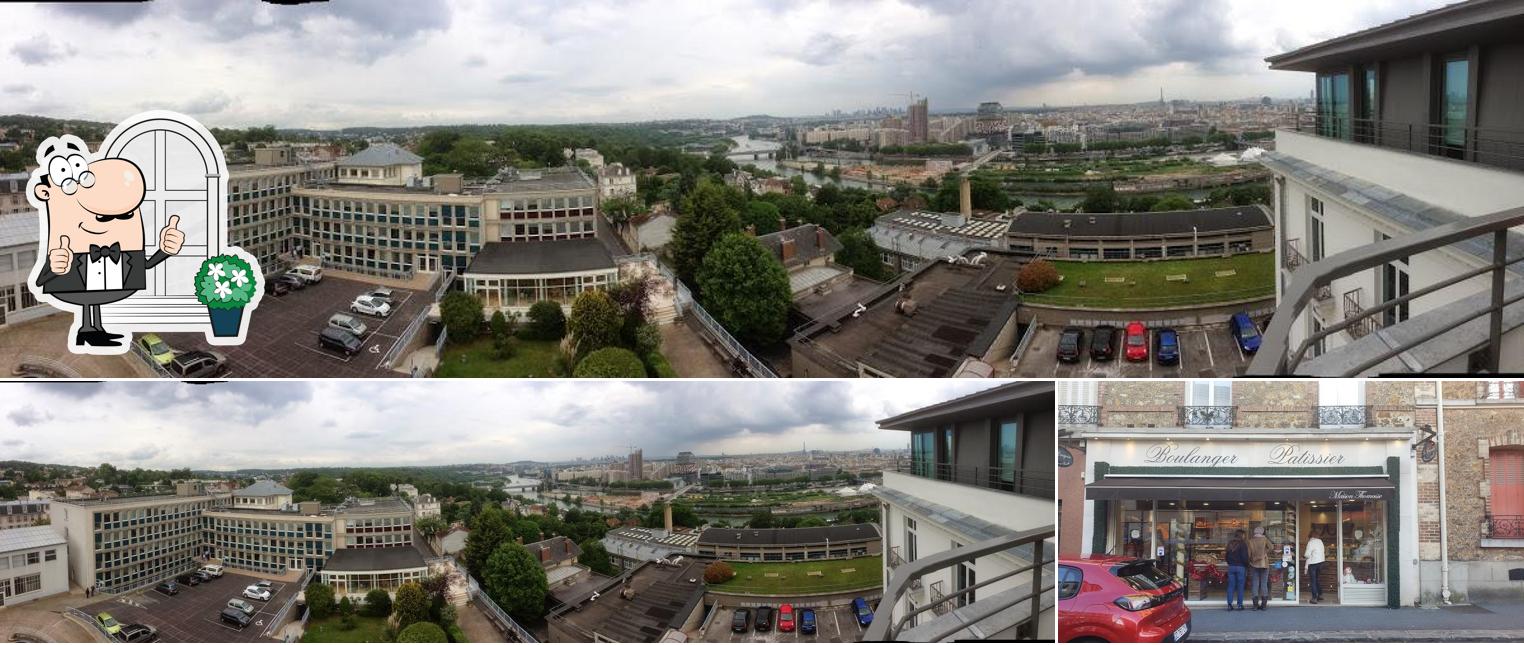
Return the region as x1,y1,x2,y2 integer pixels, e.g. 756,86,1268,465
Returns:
137,334,176,365
96,612,122,635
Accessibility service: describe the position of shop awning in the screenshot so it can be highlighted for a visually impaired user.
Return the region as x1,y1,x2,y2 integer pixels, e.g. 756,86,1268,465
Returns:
1086,476,1394,502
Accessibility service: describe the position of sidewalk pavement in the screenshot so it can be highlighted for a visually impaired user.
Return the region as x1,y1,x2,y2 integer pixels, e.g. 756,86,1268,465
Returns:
1191,602,1524,642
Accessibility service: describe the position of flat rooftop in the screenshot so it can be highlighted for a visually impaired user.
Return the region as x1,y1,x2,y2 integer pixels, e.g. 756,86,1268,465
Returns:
697,523,880,547
334,497,413,516
0,526,67,553
549,558,710,643
1007,205,1272,237
792,251,1025,377
52,492,227,508
323,545,428,572
463,238,616,276
473,167,596,194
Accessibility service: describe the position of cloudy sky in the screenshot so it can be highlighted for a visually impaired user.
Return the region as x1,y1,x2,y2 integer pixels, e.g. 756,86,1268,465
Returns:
0,0,1445,129
0,379,1008,470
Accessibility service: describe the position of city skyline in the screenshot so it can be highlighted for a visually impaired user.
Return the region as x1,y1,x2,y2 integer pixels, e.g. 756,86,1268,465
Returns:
0,380,996,470
1,0,1446,128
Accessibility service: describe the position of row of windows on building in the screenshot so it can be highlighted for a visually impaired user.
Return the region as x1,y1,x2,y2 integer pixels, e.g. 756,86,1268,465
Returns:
0,548,56,571
210,535,331,558
0,573,43,598
1010,240,1255,259
92,503,216,530
501,195,596,212
93,519,201,550
297,198,478,225
0,283,42,325
696,548,870,561
229,168,333,202
208,519,335,538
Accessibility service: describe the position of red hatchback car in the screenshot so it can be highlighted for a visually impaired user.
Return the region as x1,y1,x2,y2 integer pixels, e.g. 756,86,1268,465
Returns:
777,603,795,632
1123,321,1149,362
1059,555,1191,643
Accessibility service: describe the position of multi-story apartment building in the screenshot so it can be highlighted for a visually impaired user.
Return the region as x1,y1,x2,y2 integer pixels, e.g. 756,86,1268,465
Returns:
0,526,68,606
49,483,228,593
870,381,1055,641
1257,1,1524,374
597,162,637,200
1060,379,1420,607
226,150,337,274
908,98,930,144
0,500,49,530
0,212,44,329
0,172,30,216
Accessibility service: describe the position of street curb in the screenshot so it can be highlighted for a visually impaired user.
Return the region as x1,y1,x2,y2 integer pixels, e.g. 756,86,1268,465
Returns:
1193,629,1524,642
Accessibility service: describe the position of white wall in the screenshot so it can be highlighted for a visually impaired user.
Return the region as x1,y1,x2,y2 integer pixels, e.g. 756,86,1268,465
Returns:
0,541,70,605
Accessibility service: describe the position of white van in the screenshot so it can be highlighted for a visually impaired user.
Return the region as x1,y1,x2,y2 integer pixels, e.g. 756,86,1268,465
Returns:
286,265,323,284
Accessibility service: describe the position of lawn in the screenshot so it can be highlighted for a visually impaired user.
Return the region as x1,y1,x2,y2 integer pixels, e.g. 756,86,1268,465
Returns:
1023,253,1275,309
433,337,567,378
301,615,390,643
711,555,883,595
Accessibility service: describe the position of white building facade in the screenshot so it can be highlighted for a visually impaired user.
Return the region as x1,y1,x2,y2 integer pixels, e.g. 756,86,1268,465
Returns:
0,527,69,606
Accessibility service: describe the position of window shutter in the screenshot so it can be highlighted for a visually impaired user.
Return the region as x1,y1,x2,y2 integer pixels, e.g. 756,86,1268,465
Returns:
1491,449,1524,517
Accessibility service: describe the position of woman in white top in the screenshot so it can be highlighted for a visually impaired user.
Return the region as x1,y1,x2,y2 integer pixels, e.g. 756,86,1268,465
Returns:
1305,530,1327,603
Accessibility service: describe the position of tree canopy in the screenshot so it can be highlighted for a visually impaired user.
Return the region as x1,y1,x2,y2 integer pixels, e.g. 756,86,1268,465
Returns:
696,233,792,346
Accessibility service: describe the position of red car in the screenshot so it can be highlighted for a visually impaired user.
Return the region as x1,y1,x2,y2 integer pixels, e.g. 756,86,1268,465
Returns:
1059,555,1190,643
1124,321,1149,362
777,603,795,632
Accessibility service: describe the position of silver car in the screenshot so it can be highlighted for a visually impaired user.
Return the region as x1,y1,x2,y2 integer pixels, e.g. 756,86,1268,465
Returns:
327,313,368,337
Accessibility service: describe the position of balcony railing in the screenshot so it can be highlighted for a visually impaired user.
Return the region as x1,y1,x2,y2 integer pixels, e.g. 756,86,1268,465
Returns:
1486,515,1524,539
1283,239,1331,301
889,545,906,569
865,526,1054,642
929,580,952,617
1292,113,1524,173
1057,405,1100,426
1249,204,1524,375
1314,405,1373,428
1342,288,1381,340
1178,406,1236,427
894,460,1054,500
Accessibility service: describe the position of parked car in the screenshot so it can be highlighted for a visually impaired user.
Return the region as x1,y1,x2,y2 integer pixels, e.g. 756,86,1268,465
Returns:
777,603,795,632
328,313,368,337
350,295,392,317
177,573,201,586
153,581,179,596
851,597,874,628
119,623,158,643
799,607,817,635
136,333,176,365
96,612,122,636
319,327,363,356
243,585,272,601
1058,555,1190,643
191,570,214,583
1229,312,1262,354
755,605,773,632
1057,326,1084,363
273,274,306,291
286,265,323,284
365,286,395,303
1123,321,1149,362
167,350,228,378
265,279,290,297
254,580,273,589
227,598,256,616
198,564,224,578
731,608,751,633
1090,324,1117,361
1155,328,1180,365
220,607,252,628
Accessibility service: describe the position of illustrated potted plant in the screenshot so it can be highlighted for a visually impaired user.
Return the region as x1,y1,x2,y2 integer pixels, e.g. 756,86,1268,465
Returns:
195,254,259,337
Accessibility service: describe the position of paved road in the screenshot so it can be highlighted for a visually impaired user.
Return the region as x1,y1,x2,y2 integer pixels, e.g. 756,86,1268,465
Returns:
1191,602,1524,642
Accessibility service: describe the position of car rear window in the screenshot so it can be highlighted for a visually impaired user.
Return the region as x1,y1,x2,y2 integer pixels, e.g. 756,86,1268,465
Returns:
1127,335,1144,346
1112,560,1175,591
1058,565,1082,599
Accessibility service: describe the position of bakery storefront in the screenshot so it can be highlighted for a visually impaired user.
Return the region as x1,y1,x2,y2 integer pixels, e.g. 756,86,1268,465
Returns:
1079,433,1415,608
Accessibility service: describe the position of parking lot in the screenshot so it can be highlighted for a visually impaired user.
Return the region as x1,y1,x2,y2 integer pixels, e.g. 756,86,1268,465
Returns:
1013,323,1255,378
80,572,294,643
700,604,869,643
158,275,426,378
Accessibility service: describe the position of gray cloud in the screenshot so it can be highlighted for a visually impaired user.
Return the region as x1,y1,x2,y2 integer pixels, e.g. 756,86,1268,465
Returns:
2,83,35,94
464,54,486,68
7,405,51,427
10,34,76,65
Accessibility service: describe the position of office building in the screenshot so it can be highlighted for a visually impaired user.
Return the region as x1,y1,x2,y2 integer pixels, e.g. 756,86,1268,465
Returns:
49,484,227,593
204,495,415,574
226,152,337,273
1006,206,1274,260
694,524,880,562
0,526,69,606
0,212,44,329
909,98,930,144
628,449,644,481
1257,1,1524,374
871,381,1055,640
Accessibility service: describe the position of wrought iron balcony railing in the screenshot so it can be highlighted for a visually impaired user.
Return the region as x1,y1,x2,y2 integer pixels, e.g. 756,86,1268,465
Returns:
865,526,1054,642
889,545,906,569
1283,239,1331,301
1292,113,1524,173
1486,515,1524,539
894,460,1055,500
1342,288,1381,340
1248,205,1524,375
1057,405,1100,426
1178,406,1236,427
1314,405,1373,427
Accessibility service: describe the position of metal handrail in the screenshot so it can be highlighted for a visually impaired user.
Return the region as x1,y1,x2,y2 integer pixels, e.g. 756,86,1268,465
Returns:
1249,205,1524,375
467,572,538,642
892,460,1054,499
1057,405,1100,426
1486,514,1524,539
1292,114,1524,172
864,526,1054,642
1283,239,1331,301
1179,405,1236,427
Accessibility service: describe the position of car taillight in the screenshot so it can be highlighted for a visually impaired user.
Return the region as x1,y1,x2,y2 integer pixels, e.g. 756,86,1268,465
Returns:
1114,594,1161,611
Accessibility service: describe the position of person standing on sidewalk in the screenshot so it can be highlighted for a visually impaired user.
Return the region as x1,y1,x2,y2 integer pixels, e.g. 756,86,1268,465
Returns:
1248,525,1272,611
1226,529,1249,610
1306,530,1326,604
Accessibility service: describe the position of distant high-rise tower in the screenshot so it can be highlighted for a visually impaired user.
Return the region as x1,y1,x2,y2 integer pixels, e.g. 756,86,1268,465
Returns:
1160,87,1165,105
908,97,929,144
628,449,643,480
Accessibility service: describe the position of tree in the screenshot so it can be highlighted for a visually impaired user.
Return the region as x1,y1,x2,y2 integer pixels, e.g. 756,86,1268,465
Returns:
567,290,623,355
1079,185,1119,213
440,291,484,343
490,310,510,339
834,229,890,281
363,588,392,618
703,561,736,584
697,234,791,346
337,596,355,616
482,542,549,623
393,582,433,632
796,516,827,528
668,179,742,285
397,622,448,643
574,347,647,377
748,509,776,528
305,582,336,620
524,300,567,341
601,196,648,226
1150,193,1196,211
1016,259,1061,293
578,539,617,576
741,201,782,235
463,506,511,578
789,175,809,196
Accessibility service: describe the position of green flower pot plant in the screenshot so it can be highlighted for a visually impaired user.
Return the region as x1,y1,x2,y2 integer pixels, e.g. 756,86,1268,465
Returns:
195,253,260,339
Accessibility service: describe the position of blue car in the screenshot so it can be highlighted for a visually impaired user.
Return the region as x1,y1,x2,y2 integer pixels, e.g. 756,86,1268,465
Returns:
1229,312,1262,354
800,608,817,635
1155,327,1180,365
852,597,874,628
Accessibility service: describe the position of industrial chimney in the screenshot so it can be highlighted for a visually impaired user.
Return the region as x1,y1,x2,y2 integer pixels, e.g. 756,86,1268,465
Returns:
959,174,972,218
664,502,674,533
